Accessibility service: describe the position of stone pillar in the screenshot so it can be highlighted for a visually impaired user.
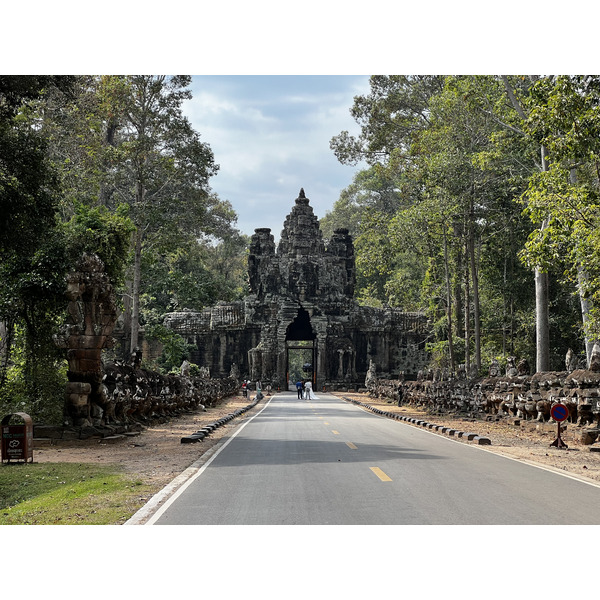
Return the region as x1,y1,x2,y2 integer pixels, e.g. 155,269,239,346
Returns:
248,347,262,381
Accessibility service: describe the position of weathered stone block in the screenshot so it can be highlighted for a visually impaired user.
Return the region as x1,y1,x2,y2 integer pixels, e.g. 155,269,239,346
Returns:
581,429,600,445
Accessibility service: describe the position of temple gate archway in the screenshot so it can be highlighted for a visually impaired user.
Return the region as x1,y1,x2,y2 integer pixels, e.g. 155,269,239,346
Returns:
285,307,317,389
163,189,430,389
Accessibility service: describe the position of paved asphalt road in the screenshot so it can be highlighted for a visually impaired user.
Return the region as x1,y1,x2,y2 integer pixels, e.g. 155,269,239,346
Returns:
146,391,600,525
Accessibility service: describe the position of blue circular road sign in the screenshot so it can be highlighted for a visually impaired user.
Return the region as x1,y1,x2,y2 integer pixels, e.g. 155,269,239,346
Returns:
550,403,569,423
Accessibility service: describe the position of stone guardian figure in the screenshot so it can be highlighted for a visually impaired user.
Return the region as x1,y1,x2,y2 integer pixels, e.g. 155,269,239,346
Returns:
54,254,118,426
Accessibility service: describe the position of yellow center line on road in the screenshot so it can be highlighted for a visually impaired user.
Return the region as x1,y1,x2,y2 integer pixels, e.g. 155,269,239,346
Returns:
345,442,357,449
331,430,340,435
324,422,330,425
370,467,392,481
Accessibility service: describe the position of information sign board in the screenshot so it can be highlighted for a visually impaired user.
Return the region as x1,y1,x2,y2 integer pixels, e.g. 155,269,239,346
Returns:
1,413,33,463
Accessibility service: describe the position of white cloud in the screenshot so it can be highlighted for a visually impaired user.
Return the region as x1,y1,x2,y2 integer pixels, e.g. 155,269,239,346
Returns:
182,75,371,239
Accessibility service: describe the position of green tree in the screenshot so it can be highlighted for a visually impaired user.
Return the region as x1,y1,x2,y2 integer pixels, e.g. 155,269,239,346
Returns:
520,75,600,363
331,75,552,375
330,75,444,167
0,77,140,422
95,76,220,353
0,77,71,419
36,75,246,359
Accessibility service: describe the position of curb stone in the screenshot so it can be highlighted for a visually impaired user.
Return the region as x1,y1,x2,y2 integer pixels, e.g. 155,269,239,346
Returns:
179,397,260,444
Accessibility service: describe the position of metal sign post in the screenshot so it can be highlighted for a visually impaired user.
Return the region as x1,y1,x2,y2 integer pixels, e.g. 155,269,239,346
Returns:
549,403,569,449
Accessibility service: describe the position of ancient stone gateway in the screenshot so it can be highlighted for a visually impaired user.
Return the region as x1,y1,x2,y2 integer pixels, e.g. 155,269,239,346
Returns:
164,189,430,390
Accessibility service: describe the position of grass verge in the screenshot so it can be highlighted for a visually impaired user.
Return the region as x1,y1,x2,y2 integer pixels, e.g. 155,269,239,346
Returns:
0,462,154,525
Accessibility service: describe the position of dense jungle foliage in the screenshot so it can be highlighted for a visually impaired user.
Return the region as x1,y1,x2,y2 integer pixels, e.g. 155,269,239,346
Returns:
324,75,600,376
0,76,248,422
1,75,599,422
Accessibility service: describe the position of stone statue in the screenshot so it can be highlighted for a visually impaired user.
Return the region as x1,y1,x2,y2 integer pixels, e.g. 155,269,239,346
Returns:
565,348,579,372
489,358,501,378
517,358,530,376
229,362,240,381
180,360,191,377
506,357,518,378
54,254,118,426
365,360,377,390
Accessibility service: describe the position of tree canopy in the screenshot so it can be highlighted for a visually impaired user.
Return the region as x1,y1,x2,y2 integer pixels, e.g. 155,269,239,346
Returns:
327,75,595,374
0,75,247,422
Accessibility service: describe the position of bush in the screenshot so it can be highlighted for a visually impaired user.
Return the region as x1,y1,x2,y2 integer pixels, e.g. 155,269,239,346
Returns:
0,360,67,425
144,323,196,374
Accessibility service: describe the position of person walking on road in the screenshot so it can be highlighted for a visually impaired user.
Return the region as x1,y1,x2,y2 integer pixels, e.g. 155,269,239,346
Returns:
296,380,303,399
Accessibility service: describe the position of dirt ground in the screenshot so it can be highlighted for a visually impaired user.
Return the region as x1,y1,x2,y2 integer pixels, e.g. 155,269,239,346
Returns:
32,393,266,500
31,390,600,504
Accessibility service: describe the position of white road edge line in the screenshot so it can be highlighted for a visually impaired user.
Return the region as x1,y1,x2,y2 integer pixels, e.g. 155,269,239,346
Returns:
125,396,275,525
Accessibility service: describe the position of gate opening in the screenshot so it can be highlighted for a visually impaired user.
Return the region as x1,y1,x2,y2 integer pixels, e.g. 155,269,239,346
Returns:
285,308,317,390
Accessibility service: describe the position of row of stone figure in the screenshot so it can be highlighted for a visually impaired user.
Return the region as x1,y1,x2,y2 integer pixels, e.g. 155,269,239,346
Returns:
73,361,239,428
368,368,600,428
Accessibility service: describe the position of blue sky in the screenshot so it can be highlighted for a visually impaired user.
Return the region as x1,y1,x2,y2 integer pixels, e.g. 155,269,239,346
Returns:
182,75,370,240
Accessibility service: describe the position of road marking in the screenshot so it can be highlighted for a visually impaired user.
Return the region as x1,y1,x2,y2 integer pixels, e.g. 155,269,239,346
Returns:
324,422,330,425
332,430,340,435
370,467,392,481
345,442,357,449
136,396,277,525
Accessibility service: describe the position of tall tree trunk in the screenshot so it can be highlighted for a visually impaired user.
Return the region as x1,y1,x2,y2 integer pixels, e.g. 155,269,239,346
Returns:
502,76,551,372
121,280,133,357
443,228,456,373
468,196,481,373
535,145,551,372
503,255,508,356
453,220,463,340
578,267,596,366
570,168,597,366
0,318,14,387
130,227,143,355
535,265,550,371
464,234,471,375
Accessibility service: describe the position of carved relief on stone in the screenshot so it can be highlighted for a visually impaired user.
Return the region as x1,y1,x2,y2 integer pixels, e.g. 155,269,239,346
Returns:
54,254,118,426
365,359,377,389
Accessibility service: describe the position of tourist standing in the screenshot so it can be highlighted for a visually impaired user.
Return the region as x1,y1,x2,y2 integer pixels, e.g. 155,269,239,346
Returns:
304,380,313,400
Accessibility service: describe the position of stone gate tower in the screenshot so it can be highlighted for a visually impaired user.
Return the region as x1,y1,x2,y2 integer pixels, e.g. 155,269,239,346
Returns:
164,189,429,389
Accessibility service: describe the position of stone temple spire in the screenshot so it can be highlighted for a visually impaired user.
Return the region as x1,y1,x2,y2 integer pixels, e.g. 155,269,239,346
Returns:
246,189,356,302
279,188,323,255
